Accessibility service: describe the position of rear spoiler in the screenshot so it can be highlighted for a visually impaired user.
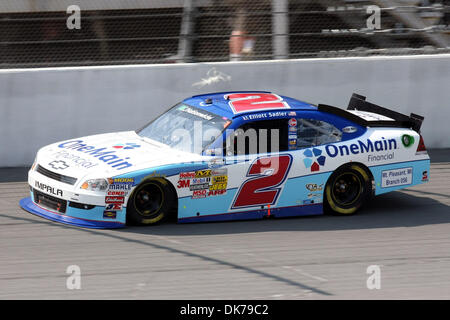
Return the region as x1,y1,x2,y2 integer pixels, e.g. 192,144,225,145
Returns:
318,93,424,132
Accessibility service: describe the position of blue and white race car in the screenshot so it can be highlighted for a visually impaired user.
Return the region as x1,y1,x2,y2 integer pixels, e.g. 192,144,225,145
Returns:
20,92,430,228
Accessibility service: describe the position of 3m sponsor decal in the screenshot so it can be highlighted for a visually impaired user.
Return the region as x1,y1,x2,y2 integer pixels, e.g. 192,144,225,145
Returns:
35,181,63,197
58,140,135,170
381,167,413,188
177,179,191,189
105,196,125,204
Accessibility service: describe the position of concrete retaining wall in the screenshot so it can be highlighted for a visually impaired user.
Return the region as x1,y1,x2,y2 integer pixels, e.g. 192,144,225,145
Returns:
0,54,449,167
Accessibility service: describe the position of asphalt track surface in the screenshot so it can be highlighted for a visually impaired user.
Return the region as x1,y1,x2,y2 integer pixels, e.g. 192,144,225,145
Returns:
0,149,449,300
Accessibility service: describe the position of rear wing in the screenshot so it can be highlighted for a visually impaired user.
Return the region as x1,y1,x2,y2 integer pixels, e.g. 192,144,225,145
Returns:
318,93,424,132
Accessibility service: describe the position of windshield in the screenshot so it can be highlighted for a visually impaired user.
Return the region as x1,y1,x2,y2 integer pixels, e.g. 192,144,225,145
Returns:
137,104,231,154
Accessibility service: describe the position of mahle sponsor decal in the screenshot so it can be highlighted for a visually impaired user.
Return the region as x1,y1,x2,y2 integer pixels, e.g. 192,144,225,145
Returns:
58,140,134,170
325,137,397,161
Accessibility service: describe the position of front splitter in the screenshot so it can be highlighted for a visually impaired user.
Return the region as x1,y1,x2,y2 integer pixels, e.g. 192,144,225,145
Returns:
20,197,125,229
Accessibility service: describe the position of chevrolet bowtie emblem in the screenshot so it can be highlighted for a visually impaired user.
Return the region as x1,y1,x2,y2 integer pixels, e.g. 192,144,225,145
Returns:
48,160,69,170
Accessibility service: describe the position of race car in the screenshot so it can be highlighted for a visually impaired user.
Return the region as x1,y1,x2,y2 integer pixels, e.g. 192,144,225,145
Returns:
20,92,430,228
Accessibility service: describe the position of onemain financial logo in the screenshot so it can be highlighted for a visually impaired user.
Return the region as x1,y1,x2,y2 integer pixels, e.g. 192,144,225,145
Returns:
325,137,398,160
58,140,133,170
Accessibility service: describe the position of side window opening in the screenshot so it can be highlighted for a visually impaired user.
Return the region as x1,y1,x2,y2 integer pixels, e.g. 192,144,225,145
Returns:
296,118,342,149
225,119,288,156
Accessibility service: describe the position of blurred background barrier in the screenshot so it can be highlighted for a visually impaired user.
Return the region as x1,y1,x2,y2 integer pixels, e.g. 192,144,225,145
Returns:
0,53,449,167
0,0,448,67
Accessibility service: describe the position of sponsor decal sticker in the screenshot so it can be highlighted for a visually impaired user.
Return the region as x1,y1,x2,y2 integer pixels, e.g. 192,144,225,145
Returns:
303,148,326,172
401,134,414,148
107,190,126,196
189,183,210,191
381,167,413,188
106,203,122,211
195,169,212,178
58,140,137,170
306,183,323,192
192,189,207,199
107,178,134,191
103,211,117,219
178,105,214,120
288,118,297,127
325,138,397,159
112,143,141,150
105,196,125,204
342,126,357,134
53,150,98,169
422,171,428,182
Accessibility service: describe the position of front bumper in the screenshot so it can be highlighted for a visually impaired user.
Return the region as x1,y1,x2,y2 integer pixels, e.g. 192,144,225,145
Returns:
22,167,126,229
20,197,125,229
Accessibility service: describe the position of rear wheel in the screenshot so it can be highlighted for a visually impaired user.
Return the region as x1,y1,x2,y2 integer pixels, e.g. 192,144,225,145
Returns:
324,164,372,215
126,178,175,225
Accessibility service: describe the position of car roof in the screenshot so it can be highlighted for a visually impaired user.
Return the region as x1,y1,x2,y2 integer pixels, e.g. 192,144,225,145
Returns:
182,91,317,120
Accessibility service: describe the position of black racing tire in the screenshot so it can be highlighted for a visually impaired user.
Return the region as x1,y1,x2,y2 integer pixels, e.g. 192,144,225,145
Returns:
324,164,372,215
126,178,176,226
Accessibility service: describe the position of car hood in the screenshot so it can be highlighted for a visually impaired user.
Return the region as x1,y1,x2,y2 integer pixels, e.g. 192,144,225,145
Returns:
35,131,205,181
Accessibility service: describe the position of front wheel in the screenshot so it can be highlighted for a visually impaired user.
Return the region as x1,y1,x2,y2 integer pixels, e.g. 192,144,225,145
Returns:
324,165,372,215
126,178,175,225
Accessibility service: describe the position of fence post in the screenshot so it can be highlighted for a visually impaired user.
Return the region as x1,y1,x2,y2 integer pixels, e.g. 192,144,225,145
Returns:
272,0,289,59
178,0,196,62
